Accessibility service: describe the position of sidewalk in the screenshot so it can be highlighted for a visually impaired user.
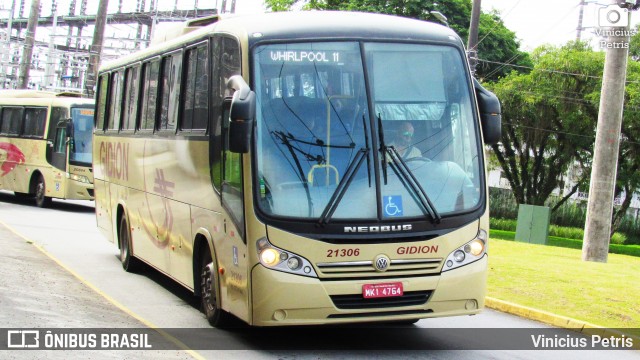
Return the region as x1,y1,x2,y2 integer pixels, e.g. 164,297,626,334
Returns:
0,223,194,359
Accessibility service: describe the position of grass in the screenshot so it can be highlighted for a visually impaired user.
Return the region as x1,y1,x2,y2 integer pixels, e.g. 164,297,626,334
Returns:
487,238,640,336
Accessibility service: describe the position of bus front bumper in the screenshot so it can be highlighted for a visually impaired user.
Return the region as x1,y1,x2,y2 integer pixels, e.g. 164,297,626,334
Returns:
250,255,487,326
65,179,94,200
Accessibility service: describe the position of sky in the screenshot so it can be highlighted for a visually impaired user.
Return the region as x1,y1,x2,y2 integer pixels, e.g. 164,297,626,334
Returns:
480,0,640,51
1,0,638,52
238,0,640,51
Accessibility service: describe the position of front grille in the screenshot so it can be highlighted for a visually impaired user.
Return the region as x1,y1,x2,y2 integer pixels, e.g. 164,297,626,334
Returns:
330,290,432,309
328,309,433,319
316,258,442,279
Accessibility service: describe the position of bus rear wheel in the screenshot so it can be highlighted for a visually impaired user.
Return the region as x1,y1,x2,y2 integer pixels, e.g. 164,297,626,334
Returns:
34,175,52,208
200,250,233,328
119,215,141,272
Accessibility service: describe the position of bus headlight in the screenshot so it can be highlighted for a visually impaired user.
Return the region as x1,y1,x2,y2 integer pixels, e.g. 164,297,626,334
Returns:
442,229,487,272
260,248,280,266
256,237,317,278
67,173,90,184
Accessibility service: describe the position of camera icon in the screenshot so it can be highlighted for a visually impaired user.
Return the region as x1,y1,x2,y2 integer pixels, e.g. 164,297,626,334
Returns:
598,4,629,27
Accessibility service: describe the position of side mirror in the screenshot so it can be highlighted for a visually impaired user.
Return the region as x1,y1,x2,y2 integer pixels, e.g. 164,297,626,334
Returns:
474,79,501,144
227,75,256,153
65,119,74,139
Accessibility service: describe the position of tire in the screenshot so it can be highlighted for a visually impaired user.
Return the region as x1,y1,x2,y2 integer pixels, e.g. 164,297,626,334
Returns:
200,249,233,328
14,192,31,199
34,175,52,208
119,215,142,272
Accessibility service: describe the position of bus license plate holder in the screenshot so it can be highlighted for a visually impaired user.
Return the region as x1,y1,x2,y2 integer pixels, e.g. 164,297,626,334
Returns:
362,282,403,299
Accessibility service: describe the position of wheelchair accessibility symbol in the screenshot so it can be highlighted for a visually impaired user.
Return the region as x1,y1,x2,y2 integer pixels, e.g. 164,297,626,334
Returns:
383,195,403,217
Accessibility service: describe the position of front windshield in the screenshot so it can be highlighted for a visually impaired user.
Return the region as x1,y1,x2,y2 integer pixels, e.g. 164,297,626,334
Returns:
69,107,94,165
254,41,481,221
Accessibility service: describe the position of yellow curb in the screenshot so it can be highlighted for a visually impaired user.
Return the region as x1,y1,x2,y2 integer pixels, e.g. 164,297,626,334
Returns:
486,296,640,349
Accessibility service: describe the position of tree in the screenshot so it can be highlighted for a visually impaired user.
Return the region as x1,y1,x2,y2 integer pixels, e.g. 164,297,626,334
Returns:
488,42,640,241
475,10,532,81
264,0,531,80
266,0,299,11
611,60,640,237
486,42,603,209
629,23,640,60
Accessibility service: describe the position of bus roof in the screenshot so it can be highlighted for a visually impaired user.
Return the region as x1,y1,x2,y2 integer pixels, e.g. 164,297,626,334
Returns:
100,11,463,72
222,11,461,46
0,90,85,99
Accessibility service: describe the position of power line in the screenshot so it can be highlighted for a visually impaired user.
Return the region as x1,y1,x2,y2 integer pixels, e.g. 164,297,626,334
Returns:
501,121,640,146
474,0,525,51
478,58,640,84
479,4,580,78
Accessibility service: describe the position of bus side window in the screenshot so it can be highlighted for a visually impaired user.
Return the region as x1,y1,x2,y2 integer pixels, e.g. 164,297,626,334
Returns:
54,127,66,154
139,59,160,131
210,38,222,191
1,107,23,136
122,66,140,132
95,74,109,131
22,107,46,138
158,51,182,132
217,36,244,233
181,43,209,132
107,70,123,132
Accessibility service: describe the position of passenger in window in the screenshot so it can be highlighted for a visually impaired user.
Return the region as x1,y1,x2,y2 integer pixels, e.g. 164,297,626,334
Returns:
389,121,421,160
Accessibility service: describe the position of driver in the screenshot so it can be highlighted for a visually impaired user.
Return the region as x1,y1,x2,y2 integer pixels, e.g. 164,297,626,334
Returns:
389,122,421,160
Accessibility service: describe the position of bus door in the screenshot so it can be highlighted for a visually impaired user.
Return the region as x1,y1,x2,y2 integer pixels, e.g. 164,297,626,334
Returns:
51,121,70,172
49,121,71,197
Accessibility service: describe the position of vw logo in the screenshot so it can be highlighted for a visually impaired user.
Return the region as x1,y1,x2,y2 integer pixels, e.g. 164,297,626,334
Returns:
373,255,390,272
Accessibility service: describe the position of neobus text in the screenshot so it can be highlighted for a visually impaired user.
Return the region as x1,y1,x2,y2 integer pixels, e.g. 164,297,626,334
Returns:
344,224,412,233
99,142,129,181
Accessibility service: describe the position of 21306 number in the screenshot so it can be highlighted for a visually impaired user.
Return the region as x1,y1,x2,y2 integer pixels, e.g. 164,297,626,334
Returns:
326,248,360,257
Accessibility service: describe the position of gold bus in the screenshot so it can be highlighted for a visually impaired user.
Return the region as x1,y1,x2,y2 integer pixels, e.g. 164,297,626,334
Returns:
0,90,94,207
93,11,501,327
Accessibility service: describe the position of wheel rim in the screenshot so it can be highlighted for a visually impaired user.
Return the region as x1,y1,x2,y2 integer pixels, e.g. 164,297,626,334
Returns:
201,263,216,313
36,179,45,204
120,228,127,262
119,218,130,264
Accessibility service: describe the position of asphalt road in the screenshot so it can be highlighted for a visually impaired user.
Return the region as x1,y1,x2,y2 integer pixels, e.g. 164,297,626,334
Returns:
0,190,638,359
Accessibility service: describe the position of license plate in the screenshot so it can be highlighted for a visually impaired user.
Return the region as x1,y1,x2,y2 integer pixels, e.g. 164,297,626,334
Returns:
362,282,403,299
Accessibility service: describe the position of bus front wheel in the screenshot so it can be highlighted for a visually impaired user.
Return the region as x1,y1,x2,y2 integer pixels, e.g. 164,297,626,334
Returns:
34,175,52,208
200,250,233,328
119,215,141,272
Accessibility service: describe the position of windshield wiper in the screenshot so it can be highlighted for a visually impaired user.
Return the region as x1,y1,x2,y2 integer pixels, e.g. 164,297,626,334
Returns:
363,115,372,187
385,146,441,224
377,114,389,184
273,131,314,217
318,148,369,226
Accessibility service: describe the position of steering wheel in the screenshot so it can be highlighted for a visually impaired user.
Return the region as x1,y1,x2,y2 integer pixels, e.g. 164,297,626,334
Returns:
404,156,432,163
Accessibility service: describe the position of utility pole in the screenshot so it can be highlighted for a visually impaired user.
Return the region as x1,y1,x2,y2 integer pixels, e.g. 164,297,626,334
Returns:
17,0,40,89
582,0,632,263
467,0,481,76
1,0,16,88
576,0,586,41
44,0,58,90
85,0,109,97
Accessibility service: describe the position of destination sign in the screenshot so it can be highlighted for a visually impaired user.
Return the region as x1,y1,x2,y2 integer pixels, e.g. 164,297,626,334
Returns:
268,50,343,63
